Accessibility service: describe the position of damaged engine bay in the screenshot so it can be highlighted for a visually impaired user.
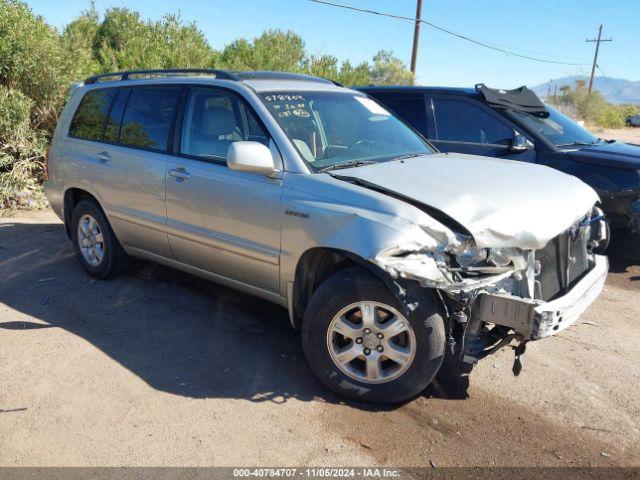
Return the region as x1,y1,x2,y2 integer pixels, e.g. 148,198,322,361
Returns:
373,206,608,375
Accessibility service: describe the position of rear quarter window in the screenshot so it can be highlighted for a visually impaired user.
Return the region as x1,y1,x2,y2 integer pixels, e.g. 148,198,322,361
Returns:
69,89,117,141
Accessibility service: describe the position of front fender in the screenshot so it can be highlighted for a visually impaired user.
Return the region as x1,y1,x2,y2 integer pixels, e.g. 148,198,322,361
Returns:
279,172,460,299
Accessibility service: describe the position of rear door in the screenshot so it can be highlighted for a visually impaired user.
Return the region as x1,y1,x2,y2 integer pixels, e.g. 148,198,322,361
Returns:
65,85,181,258
426,95,536,162
165,86,282,293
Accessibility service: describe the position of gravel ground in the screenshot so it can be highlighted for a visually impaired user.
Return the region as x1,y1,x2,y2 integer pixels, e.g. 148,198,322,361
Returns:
1,207,639,468
594,126,640,144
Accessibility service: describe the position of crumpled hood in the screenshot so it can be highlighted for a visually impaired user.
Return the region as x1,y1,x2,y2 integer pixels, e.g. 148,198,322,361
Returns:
568,141,640,171
333,153,599,250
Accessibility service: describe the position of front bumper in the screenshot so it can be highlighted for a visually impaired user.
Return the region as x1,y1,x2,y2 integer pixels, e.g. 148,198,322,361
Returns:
477,255,608,340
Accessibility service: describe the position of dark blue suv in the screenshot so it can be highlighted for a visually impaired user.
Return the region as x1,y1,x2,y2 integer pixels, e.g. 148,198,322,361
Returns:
360,85,640,254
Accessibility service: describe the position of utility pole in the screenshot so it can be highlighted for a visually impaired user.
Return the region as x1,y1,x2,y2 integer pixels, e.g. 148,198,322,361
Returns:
585,25,613,94
410,0,423,83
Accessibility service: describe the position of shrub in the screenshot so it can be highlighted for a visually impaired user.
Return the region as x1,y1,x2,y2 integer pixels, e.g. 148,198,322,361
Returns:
551,80,639,128
0,0,86,130
0,86,46,207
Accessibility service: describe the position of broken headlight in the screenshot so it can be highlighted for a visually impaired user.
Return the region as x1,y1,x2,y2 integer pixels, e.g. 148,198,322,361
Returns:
455,247,488,267
455,246,523,268
488,247,522,267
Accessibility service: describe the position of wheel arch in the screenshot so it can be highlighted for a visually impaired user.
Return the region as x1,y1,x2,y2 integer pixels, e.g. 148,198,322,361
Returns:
62,187,104,238
289,246,446,330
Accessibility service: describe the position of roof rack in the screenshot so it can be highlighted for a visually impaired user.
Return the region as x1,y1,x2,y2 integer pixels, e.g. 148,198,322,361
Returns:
84,69,239,84
233,71,336,85
84,69,339,86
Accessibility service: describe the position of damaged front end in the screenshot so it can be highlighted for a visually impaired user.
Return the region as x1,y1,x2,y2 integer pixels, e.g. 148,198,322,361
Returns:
375,206,609,375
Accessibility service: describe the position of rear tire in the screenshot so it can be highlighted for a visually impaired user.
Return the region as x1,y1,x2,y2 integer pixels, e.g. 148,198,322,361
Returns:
71,199,132,279
301,267,446,404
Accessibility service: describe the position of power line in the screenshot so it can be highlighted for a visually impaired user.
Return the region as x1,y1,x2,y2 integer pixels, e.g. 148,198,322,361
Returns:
596,64,621,95
596,64,618,80
308,0,591,66
312,0,587,61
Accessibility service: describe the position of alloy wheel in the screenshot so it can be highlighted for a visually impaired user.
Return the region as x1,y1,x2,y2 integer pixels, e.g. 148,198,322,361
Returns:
326,301,416,384
77,214,105,267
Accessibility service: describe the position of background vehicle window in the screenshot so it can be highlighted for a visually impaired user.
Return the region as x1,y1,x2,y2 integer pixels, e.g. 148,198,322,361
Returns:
180,88,268,160
377,95,428,136
510,105,599,147
69,89,117,141
433,99,513,145
119,87,181,151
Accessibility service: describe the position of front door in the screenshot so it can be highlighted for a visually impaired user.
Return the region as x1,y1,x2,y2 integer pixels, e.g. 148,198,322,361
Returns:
165,87,282,293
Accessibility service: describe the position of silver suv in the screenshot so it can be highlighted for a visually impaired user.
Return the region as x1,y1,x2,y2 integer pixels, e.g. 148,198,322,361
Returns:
45,69,608,403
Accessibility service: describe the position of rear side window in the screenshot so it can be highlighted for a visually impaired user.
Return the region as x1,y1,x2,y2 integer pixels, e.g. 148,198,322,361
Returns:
69,89,117,141
104,89,129,143
376,95,428,136
119,87,182,151
433,98,513,145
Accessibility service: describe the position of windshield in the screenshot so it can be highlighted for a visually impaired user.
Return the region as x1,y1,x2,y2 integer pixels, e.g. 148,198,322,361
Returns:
260,92,434,170
510,105,601,147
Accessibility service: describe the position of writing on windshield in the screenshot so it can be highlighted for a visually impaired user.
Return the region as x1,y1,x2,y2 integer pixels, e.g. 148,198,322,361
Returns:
261,92,433,170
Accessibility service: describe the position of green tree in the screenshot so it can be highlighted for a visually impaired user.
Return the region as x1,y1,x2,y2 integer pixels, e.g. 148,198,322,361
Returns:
61,3,101,79
336,60,373,86
306,54,339,80
370,50,413,85
0,0,84,126
93,8,216,71
219,30,306,72
305,56,374,86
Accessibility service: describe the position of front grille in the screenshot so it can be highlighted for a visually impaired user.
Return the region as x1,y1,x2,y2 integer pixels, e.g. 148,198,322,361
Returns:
535,226,591,301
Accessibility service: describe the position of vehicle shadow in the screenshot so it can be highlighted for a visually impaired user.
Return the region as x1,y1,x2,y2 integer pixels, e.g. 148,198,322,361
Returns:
0,221,467,407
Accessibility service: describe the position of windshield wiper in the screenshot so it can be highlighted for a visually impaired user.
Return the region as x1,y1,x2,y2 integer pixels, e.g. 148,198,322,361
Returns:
318,160,377,172
391,153,425,161
556,140,598,147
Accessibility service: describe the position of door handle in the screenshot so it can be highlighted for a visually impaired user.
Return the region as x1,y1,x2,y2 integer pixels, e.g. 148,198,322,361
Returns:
97,151,111,162
168,168,191,180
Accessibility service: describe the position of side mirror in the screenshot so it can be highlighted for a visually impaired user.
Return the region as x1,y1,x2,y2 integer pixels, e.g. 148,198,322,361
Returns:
227,141,278,176
509,132,529,153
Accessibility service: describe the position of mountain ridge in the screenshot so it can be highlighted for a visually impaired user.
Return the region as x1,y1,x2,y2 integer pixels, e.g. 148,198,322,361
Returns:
530,76,640,105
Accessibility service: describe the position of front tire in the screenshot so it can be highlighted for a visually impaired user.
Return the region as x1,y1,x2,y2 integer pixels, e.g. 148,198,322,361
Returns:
302,267,445,404
71,199,132,279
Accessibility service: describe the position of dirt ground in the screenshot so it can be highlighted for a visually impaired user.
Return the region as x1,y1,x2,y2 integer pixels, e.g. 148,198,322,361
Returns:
592,125,640,144
1,207,639,468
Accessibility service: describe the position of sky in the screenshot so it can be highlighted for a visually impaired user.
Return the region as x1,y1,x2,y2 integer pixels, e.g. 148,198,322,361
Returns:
25,0,640,88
